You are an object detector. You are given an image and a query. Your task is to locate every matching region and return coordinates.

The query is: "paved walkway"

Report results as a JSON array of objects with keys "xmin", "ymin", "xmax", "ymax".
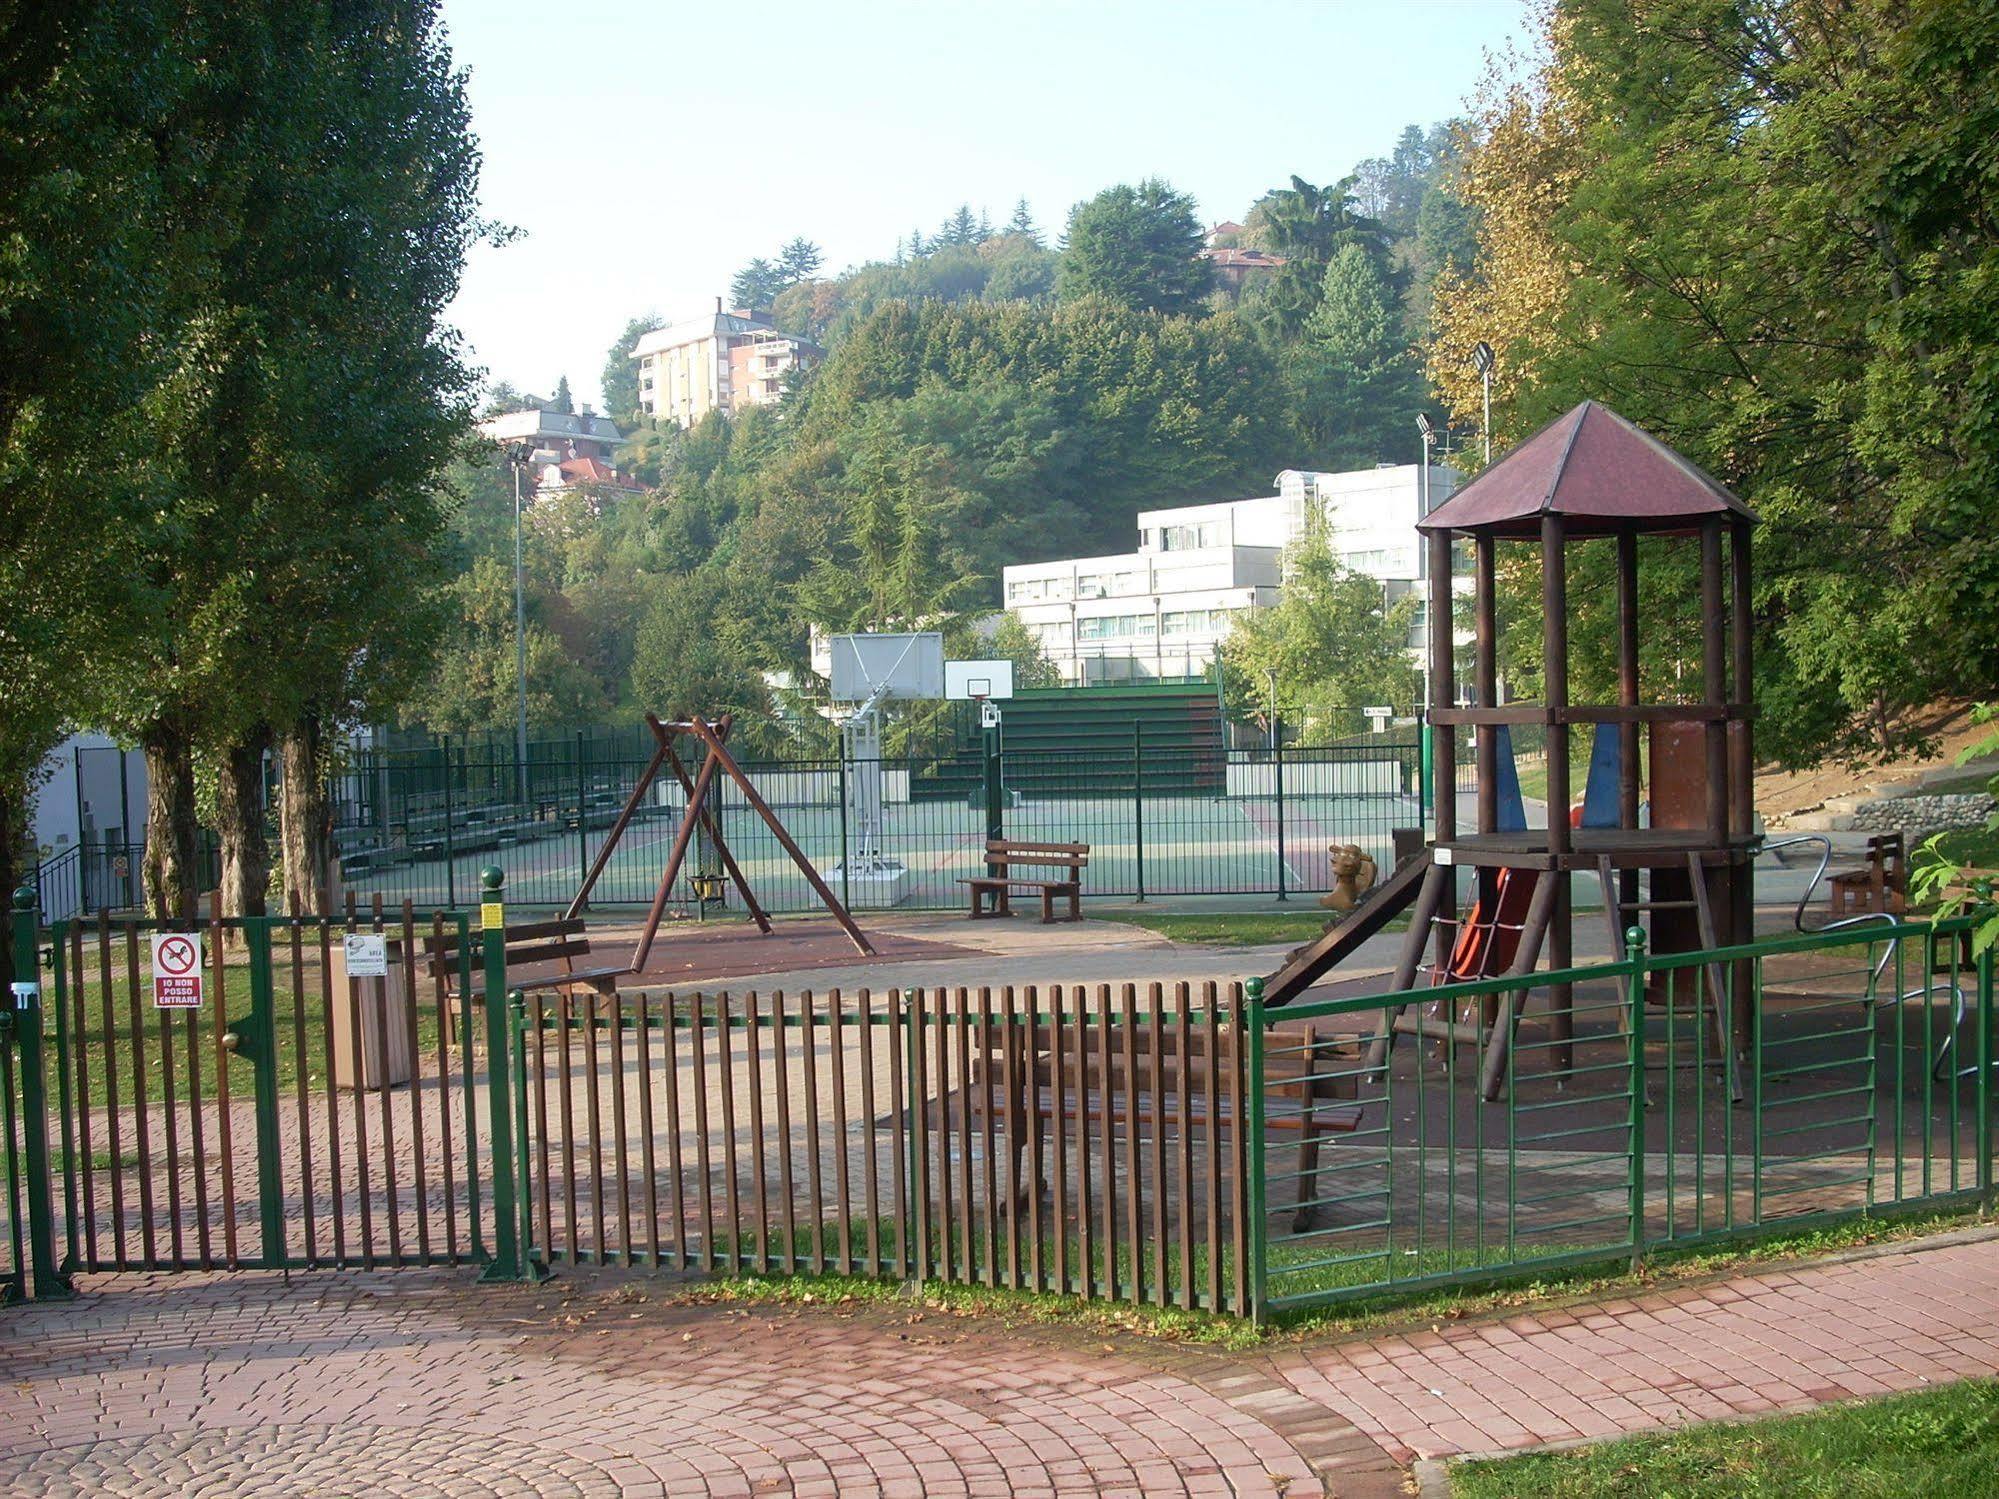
[{"xmin": 3, "ymin": 1233, "xmax": 1996, "ymax": 1495}]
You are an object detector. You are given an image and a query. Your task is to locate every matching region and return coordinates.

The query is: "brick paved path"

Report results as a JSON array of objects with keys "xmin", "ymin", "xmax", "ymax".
[
  {"xmin": 1277, "ymin": 1232, "xmax": 1999, "ymax": 1468},
  {"xmin": 2, "ymin": 1233, "xmax": 1996, "ymax": 1495}
]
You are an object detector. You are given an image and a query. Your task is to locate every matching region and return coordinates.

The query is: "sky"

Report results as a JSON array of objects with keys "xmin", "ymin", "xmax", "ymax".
[{"xmin": 441, "ymin": 0, "xmax": 1532, "ymax": 412}]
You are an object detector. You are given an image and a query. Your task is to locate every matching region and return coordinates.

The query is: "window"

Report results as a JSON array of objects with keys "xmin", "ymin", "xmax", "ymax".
[
  {"xmin": 1076, "ymin": 613, "xmax": 1156, "ymax": 642},
  {"xmin": 1076, "ymin": 573, "xmax": 1107, "ymax": 599},
  {"xmin": 1007, "ymin": 579, "xmax": 1047, "ymax": 603}
]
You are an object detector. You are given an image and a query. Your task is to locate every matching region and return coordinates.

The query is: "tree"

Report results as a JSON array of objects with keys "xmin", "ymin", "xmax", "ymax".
[
  {"xmin": 776, "ymin": 236, "xmax": 823, "ymax": 284},
  {"xmin": 1428, "ymin": 0, "xmax": 1999, "ymax": 767},
  {"xmin": 601, "ymin": 314, "xmax": 663, "ymax": 427},
  {"xmin": 550, "ymin": 374, "xmax": 573, "ymax": 413},
  {"xmin": 0, "ymin": 6, "xmax": 195, "ymax": 938},
  {"xmin": 1007, "ymin": 197, "xmax": 1040, "ymax": 244},
  {"xmin": 1218, "ymin": 528, "xmax": 1420, "ymax": 735},
  {"xmin": 1289, "ymin": 245, "xmax": 1422, "ymax": 467},
  {"xmin": 1241, "ymin": 174, "xmax": 1394, "ymax": 337},
  {"xmin": 730, "ymin": 257, "xmax": 783, "ymax": 310},
  {"xmin": 1057, "ymin": 179, "xmax": 1211, "ymax": 315},
  {"xmin": 937, "ymin": 204, "xmax": 979, "ymax": 248}
]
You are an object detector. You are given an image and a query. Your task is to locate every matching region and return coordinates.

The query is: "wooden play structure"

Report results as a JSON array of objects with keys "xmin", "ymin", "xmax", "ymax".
[
  {"xmin": 568, "ymin": 711, "xmax": 874, "ymax": 971},
  {"xmin": 1263, "ymin": 401, "xmax": 1759, "ymax": 1099}
]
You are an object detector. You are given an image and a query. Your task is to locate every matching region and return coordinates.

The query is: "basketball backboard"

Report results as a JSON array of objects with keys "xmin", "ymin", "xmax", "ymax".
[
  {"xmin": 944, "ymin": 659, "xmax": 1015, "ymax": 701},
  {"xmin": 829, "ymin": 632, "xmax": 945, "ymax": 703}
]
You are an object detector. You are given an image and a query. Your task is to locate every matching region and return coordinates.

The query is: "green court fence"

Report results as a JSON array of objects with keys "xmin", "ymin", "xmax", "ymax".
[{"xmin": 314, "ymin": 729, "xmax": 1428, "ymax": 913}]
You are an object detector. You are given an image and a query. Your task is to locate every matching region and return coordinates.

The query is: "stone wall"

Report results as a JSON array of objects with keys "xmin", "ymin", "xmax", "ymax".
[{"xmin": 1848, "ymin": 791, "xmax": 1995, "ymax": 839}]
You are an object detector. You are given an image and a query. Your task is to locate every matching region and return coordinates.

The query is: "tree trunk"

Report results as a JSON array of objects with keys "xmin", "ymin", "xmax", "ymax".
[
  {"xmin": 215, "ymin": 723, "xmax": 273, "ymax": 918},
  {"xmin": 143, "ymin": 718, "xmax": 200, "ymax": 920},
  {"xmin": 279, "ymin": 715, "xmax": 334, "ymax": 913}
]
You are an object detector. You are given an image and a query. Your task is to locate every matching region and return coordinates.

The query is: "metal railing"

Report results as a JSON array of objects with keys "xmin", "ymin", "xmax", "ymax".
[{"xmin": 1254, "ymin": 913, "xmax": 1994, "ymax": 1316}]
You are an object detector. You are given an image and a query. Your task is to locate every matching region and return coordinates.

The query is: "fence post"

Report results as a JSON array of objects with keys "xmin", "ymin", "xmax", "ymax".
[
  {"xmin": 10, "ymin": 886, "xmax": 71, "ymax": 1299},
  {"xmin": 1977, "ymin": 884, "xmax": 1995, "ymax": 1201},
  {"xmin": 442, "ymin": 735, "xmax": 457, "ymax": 908},
  {"xmin": 477, "ymin": 865, "xmax": 527, "ymax": 1280},
  {"xmin": 244, "ymin": 916, "xmax": 287, "ymax": 1263},
  {"xmin": 509, "ymin": 991, "xmax": 535, "ymax": 1268},
  {"xmin": 1418, "ymin": 709, "xmax": 1433, "ymax": 835},
  {"xmin": 1273, "ymin": 717, "xmax": 1287, "ymax": 903},
  {"xmin": 575, "ymin": 730, "xmax": 589, "ymax": 900},
  {"xmin": 1626, "ymin": 926, "xmax": 1648, "ymax": 1268},
  {"xmin": 837, "ymin": 746, "xmax": 852, "ymax": 909},
  {"xmin": 1132, "ymin": 722, "xmax": 1145, "ymax": 904},
  {"xmin": 983, "ymin": 720, "xmax": 1004, "ymax": 877},
  {"xmin": 1244, "ymin": 974, "xmax": 1267, "ymax": 1322}
]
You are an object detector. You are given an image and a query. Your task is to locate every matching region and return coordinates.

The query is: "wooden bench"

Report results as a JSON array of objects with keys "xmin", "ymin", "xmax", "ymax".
[
  {"xmin": 961, "ymin": 839, "xmax": 1088, "ymax": 923},
  {"xmin": 414, "ymin": 917, "xmax": 629, "ymax": 1021},
  {"xmin": 971, "ymin": 1015, "xmax": 1362, "ymax": 1233},
  {"xmin": 1828, "ymin": 832, "xmax": 1907, "ymax": 918}
]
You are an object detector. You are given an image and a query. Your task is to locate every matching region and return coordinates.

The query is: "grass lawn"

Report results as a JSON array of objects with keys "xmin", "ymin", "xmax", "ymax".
[
  {"xmin": 1451, "ymin": 1377, "xmax": 1999, "ymax": 1497},
  {"xmin": 1097, "ymin": 909, "xmax": 1407, "ymax": 947}
]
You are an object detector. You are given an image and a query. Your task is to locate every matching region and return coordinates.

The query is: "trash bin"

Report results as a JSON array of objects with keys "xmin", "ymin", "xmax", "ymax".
[{"xmin": 329, "ymin": 940, "xmax": 416, "ymax": 1090}]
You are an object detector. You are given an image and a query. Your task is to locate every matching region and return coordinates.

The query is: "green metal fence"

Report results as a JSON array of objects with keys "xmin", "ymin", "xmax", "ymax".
[
  {"xmin": 1254, "ymin": 914, "xmax": 1995, "ymax": 1316},
  {"xmin": 313, "ymin": 733, "xmax": 1425, "ymax": 915}
]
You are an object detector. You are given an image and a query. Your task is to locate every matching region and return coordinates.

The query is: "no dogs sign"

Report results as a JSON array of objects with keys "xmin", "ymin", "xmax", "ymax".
[{"xmin": 151, "ymin": 931, "xmax": 204, "ymax": 1008}]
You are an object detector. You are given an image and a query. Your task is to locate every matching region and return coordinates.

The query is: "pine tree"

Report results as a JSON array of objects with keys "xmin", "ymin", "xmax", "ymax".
[
  {"xmin": 777, "ymin": 236, "xmax": 823, "ymax": 285},
  {"xmin": 1007, "ymin": 197, "xmax": 1039, "ymax": 244},
  {"xmin": 550, "ymin": 374, "xmax": 573, "ymax": 413}
]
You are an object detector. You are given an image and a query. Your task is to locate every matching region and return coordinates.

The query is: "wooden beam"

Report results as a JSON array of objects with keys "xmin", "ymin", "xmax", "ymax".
[
  {"xmin": 1730, "ymin": 521, "xmax": 1755, "ymax": 840},
  {"xmin": 687, "ymin": 714, "xmax": 876, "ymax": 957},
  {"xmin": 656, "ymin": 721, "xmax": 773, "ymax": 935},
  {"xmin": 1541, "ymin": 513, "xmax": 1570, "ymax": 857},
  {"xmin": 631, "ymin": 727, "xmax": 727, "ymax": 972},
  {"xmin": 566, "ymin": 735, "xmax": 668, "ymax": 920},
  {"xmin": 1700, "ymin": 519, "xmax": 1729, "ymax": 846}
]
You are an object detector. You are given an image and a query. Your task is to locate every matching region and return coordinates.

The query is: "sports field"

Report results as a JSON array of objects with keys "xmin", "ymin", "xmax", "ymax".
[{"xmin": 339, "ymin": 787, "xmax": 1422, "ymax": 914}]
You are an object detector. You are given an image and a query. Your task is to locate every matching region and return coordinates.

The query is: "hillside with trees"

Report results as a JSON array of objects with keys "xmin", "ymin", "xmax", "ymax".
[{"xmin": 430, "ymin": 140, "xmax": 1471, "ymax": 744}]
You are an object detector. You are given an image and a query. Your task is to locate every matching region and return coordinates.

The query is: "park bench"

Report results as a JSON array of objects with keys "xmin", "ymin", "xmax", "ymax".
[
  {"xmin": 961, "ymin": 839, "xmax": 1089, "ymax": 923},
  {"xmin": 1828, "ymin": 832, "xmax": 1907, "ymax": 918},
  {"xmin": 413, "ymin": 916, "xmax": 629, "ymax": 1030},
  {"xmin": 971, "ymin": 1013, "xmax": 1362, "ymax": 1233}
]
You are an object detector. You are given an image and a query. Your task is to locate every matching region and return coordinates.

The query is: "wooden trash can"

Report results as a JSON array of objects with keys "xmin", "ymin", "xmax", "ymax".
[{"xmin": 329, "ymin": 940, "xmax": 416, "ymax": 1091}]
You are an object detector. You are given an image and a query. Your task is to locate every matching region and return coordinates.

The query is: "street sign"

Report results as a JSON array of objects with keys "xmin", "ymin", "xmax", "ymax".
[
  {"xmin": 151, "ymin": 931, "xmax": 204, "ymax": 1008},
  {"xmin": 343, "ymin": 932, "xmax": 389, "ymax": 979}
]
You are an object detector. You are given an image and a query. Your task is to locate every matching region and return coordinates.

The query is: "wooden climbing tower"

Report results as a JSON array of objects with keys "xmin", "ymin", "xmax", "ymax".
[{"xmin": 1268, "ymin": 401, "xmax": 1759, "ymax": 1100}]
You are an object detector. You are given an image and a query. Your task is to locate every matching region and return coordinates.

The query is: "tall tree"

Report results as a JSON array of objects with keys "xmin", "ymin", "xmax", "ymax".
[
  {"xmin": 1242, "ymin": 174, "xmax": 1394, "ymax": 337},
  {"xmin": 1007, "ymin": 197, "xmax": 1040, "ymax": 244},
  {"xmin": 0, "ymin": 6, "xmax": 191, "ymax": 939},
  {"xmin": 1057, "ymin": 179, "xmax": 1211, "ymax": 315},
  {"xmin": 1289, "ymin": 246, "xmax": 1422, "ymax": 467},
  {"xmin": 729, "ymin": 257, "xmax": 783, "ymax": 310},
  {"xmin": 550, "ymin": 374, "xmax": 573, "ymax": 413},
  {"xmin": 776, "ymin": 236, "xmax": 823, "ymax": 284},
  {"xmin": 1429, "ymin": 0, "xmax": 1999, "ymax": 766}
]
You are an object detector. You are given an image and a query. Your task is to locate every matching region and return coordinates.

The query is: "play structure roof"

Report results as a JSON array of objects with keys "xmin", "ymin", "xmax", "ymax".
[{"xmin": 1417, "ymin": 401, "xmax": 1755, "ymax": 538}]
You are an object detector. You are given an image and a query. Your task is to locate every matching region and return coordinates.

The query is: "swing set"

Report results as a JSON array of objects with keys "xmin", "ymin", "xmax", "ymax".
[{"xmin": 567, "ymin": 711, "xmax": 875, "ymax": 974}]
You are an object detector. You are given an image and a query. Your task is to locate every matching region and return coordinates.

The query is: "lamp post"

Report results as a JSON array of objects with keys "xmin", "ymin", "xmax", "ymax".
[
  {"xmin": 1470, "ymin": 341, "xmax": 1495, "ymax": 469},
  {"xmin": 506, "ymin": 442, "xmax": 532, "ymax": 807}
]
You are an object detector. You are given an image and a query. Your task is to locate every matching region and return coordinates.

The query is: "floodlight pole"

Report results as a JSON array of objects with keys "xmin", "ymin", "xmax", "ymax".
[{"xmin": 1470, "ymin": 342, "xmax": 1495, "ymax": 470}]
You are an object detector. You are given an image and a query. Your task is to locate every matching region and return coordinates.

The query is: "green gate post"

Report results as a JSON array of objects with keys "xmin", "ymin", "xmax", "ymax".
[
  {"xmin": 1244, "ymin": 974, "xmax": 1268, "ymax": 1323},
  {"xmin": 1132, "ymin": 722, "xmax": 1145, "ymax": 904},
  {"xmin": 1625, "ymin": 928, "xmax": 1649, "ymax": 1268},
  {"xmin": 1273, "ymin": 717, "xmax": 1287, "ymax": 903},
  {"xmin": 477, "ymin": 866, "xmax": 529, "ymax": 1280},
  {"xmin": 508, "ymin": 992, "xmax": 535, "ymax": 1268},
  {"xmin": 243, "ymin": 917, "xmax": 286, "ymax": 1264},
  {"xmin": 1976, "ymin": 882, "xmax": 1995, "ymax": 1201},
  {"xmin": 11, "ymin": 886, "xmax": 72, "ymax": 1298}
]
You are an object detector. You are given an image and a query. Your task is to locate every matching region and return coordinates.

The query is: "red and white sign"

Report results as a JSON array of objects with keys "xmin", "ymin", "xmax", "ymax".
[{"xmin": 151, "ymin": 931, "xmax": 204, "ymax": 1009}]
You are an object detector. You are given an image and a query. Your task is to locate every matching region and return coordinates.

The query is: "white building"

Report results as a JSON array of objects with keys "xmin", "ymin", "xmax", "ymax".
[
  {"xmin": 1003, "ymin": 463, "xmax": 1456, "ymax": 684},
  {"xmin": 632, "ymin": 302, "xmax": 821, "ymax": 429}
]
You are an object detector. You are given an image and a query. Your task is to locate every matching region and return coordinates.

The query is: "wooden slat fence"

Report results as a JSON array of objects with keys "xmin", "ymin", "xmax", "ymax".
[{"xmin": 511, "ymin": 982, "xmax": 1256, "ymax": 1315}]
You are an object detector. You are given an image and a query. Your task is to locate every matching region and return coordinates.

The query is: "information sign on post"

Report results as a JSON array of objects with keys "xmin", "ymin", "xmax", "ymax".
[
  {"xmin": 343, "ymin": 932, "xmax": 389, "ymax": 978},
  {"xmin": 151, "ymin": 932, "xmax": 204, "ymax": 1008}
]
